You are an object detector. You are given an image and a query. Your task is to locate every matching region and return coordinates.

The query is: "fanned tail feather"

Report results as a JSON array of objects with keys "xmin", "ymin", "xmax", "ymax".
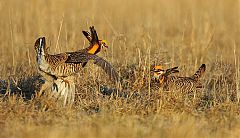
[{"xmin": 191, "ymin": 64, "xmax": 206, "ymax": 81}]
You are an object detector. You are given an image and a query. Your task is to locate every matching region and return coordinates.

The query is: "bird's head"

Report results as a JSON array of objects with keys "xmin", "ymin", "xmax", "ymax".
[
  {"xmin": 151, "ymin": 65, "xmax": 165, "ymax": 79},
  {"xmin": 99, "ymin": 39, "xmax": 108, "ymax": 49}
]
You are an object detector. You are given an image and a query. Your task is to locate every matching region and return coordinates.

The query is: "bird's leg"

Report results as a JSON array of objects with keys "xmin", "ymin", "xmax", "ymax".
[
  {"xmin": 37, "ymin": 81, "xmax": 51, "ymax": 98},
  {"xmin": 60, "ymin": 78, "xmax": 70, "ymax": 88}
]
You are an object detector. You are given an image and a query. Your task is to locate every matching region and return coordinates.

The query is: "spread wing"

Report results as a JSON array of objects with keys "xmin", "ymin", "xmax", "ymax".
[
  {"xmin": 92, "ymin": 56, "xmax": 119, "ymax": 83},
  {"xmin": 65, "ymin": 52, "xmax": 92, "ymax": 63},
  {"xmin": 48, "ymin": 53, "xmax": 69, "ymax": 65},
  {"xmin": 65, "ymin": 52, "xmax": 119, "ymax": 82}
]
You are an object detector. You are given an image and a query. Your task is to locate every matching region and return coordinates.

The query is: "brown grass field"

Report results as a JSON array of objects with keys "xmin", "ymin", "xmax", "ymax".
[{"xmin": 0, "ymin": 0, "xmax": 240, "ymax": 137}]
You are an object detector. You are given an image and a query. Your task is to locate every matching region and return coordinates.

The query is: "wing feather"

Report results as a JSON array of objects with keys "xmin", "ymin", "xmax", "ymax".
[
  {"xmin": 65, "ymin": 52, "xmax": 119, "ymax": 82},
  {"xmin": 45, "ymin": 54, "xmax": 69, "ymax": 68},
  {"xmin": 65, "ymin": 52, "xmax": 91, "ymax": 63},
  {"xmin": 93, "ymin": 57, "xmax": 119, "ymax": 82}
]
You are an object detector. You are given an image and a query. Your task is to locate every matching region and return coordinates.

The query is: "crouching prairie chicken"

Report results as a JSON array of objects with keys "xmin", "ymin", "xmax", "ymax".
[
  {"xmin": 151, "ymin": 64, "xmax": 206, "ymax": 97},
  {"xmin": 35, "ymin": 27, "xmax": 118, "ymax": 106}
]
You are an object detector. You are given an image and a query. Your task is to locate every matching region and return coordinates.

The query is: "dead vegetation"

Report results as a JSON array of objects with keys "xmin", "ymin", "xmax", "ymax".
[{"xmin": 0, "ymin": 0, "xmax": 240, "ymax": 137}]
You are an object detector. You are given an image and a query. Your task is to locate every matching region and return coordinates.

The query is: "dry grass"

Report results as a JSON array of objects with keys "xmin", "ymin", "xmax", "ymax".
[{"xmin": 0, "ymin": 0, "xmax": 240, "ymax": 137}]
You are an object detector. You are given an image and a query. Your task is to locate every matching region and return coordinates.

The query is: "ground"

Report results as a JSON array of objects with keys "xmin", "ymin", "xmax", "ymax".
[{"xmin": 0, "ymin": 0, "xmax": 240, "ymax": 138}]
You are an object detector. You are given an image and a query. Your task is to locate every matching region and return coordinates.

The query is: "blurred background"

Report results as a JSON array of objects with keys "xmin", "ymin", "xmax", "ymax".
[
  {"xmin": 0, "ymin": 0, "xmax": 239, "ymax": 75},
  {"xmin": 0, "ymin": 0, "xmax": 240, "ymax": 137}
]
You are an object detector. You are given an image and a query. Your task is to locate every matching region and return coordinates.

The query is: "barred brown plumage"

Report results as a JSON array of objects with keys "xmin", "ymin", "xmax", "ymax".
[
  {"xmin": 35, "ymin": 36, "xmax": 118, "ymax": 82},
  {"xmin": 34, "ymin": 27, "xmax": 118, "ymax": 106},
  {"xmin": 151, "ymin": 64, "xmax": 206, "ymax": 93}
]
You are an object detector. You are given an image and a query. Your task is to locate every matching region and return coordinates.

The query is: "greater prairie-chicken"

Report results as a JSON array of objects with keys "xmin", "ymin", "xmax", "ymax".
[
  {"xmin": 35, "ymin": 37, "xmax": 118, "ymax": 82},
  {"xmin": 34, "ymin": 30, "xmax": 118, "ymax": 105},
  {"xmin": 151, "ymin": 64, "xmax": 206, "ymax": 93},
  {"xmin": 44, "ymin": 26, "xmax": 108, "ymax": 67}
]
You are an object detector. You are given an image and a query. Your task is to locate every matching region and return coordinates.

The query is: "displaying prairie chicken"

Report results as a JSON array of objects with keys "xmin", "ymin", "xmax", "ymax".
[
  {"xmin": 43, "ymin": 26, "xmax": 108, "ymax": 67},
  {"xmin": 35, "ymin": 36, "xmax": 118, "ymax": 83},
  {"xmin": 34, "ymin": 27, "xmax": 118, "ymax": 105},
  {"xmin": 151, "ymin": 64, "xmax": 206, "ymax": 93}
]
